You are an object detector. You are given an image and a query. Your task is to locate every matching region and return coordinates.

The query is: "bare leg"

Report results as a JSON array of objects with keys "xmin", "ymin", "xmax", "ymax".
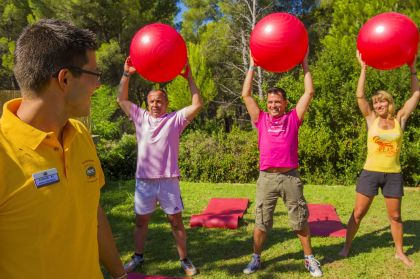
[
  {"xmin": 296, "ymin": 223, "xmax": 312, "ymax": 256},
  {"xmin": 167, "ymin": 212, "xmax": 187, "ymax": 259},
  {"xmin": 339, "ymin": 193, "xmax": 374, "ymax": 257},
  {"xmin": 253, "ymin": 227, "xmax": 267, "ymax": 255},
  {"xmin": 134, "ymin": 213, "xmax": 152, "ymax": 254},
  {"xmin": 384, "ymin": 197, "xmax": 414, "ymax": 267}
]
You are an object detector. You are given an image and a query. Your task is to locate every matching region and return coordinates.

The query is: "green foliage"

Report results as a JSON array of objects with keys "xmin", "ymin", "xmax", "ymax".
[
  {"xmin": 166, "ymin": 42, "xmax": 217, "ymax": 111},
  {"xmin": 91, "ymin": 85, "xmax": 137, "ymax": 180},
  {"xmin": 179, "ymin": 127, "xmax": 259, "ymax": 183},
  {"xmin": 91, "ymin": 85, "xmax": 122, "ymax": 139},
  {"xmin": 97, "ymin": 133, "xmax": 137, "ymax": 180},
  {"xmin": 181, "ymin": 0, "xmax": 220, "ymax": 42},
  {"xmin": 1, "ymin": 0, "xmax": 419, "ymax": 185},
  {"xmin": 0, "ymin": 0, "xmax": 29, "ymax": 89},
  {"xmin": 306, "ymin": 0, "xmax": 419, "ymax": 185},
  {"xmin": 0, "ymin": 37, "xmax": 14, "ymax": 86},
  {"xmin": 96, "ymin": 40, "xmax": 124, "ymax": 86}
]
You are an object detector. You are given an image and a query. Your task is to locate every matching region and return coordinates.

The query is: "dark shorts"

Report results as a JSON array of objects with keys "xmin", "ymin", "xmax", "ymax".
[{"xmin": 356, "ymin": 170, "xmax": 404, "ymax": 197}]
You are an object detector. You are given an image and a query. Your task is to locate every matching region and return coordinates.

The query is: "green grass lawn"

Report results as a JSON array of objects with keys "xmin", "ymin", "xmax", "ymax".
[{"xmin": 101, "ymin": 181, "xmax": 420, "ymax": 279}]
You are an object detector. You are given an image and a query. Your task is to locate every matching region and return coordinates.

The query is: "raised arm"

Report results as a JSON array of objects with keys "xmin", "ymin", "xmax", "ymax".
[
  {"xmin": 183, "ymin": 62, "xmax": 203, "ymax": 122},
  {"xmin": 97, "ymin": 206, "xmax": 127, "ymax": 279},
  {"xmin": 295, "ymin": 49, "xmax": 315, "ymax": 121},
  {"xmin": 117, "ymin": 57, "xmax": 137, "ymax": 116},
  {"xmin": 241, "ymin": 55, "xmax": 260, "ymax": 123},
  {"xmin": 355, "ymin": 50, "xmax": 375, "ymax": 126},
  {"xmin": 397, "ymin": 55, "xmax": 420, "ymax": 129}
]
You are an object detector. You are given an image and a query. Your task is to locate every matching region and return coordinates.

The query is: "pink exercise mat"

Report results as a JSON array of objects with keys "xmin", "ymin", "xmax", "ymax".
[
  {"xmin": 308, "ymin": 204, "xmax": 347, "ymax": 237},
  {"xmin": 190, "ymin": 198, "xmax": 249, "ymax": 229}
]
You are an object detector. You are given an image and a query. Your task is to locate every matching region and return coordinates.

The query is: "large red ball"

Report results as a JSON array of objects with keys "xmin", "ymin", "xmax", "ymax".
[
  {"xmin": 250, "ymin": 13, "xmax": 308, "ymax": 72},
  {"xmin": 357, "ymin": 12, "xmax": 419, "ymax": 70},
  {"xmin": 130, "ymin": 23, "xmax": 187, "ymax": 82}
]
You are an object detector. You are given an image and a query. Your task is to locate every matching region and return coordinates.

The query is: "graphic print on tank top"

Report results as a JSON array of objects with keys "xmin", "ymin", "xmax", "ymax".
[{"xmin": 372, "ymin": 133, "xmax": 399, "ymax": 156}]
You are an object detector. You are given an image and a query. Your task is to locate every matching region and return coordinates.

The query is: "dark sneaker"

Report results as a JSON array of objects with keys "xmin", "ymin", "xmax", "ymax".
[
  {"xmin": 305, "ymin": 256, "xmax": 323, "ymax": 277},
  {"xmin": 243, "ymin": 254, "xmax": 261, "ymax": 274},
  {"xmin": 180, "ymin": 258, "xmax": 197, "ymax": 276},
  {"xmin": 124, "ymin": 254, "xmax": 144, "ymax": 273}
]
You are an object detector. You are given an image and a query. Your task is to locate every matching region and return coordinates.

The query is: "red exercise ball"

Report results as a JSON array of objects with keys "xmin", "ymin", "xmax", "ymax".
[
  {"xmin": 130, "ymin": 23, "xmax": 187, "ymax": 82},
  {"xmin": 250, "ymin": 13, "xmax": 308, "ymax": 72},
  {"xmin": 357, "ymin": 12, "xmax": 419, "ymax": 70}
]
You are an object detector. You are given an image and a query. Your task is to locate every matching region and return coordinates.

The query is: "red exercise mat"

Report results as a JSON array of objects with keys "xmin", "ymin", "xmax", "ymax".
[
  {"xmin": 127, "ymin": 273, "xmax": 186, "ymax": 279},
  {"xmin": 190, "ymin": 198, "xmax": 249, "ymax": 229},
  {"xmin": 308, "ymin": 204, "xmax": 347, "ymax": 237}
]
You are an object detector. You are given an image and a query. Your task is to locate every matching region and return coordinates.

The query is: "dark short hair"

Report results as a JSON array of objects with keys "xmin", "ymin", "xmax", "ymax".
[
  {"xmin": 266, "ymin": 87, "xmax": 287, "ymax": 100},
  {"xmin": 14, "ymin": 19, "xmax": 98, "ymax": 93}
]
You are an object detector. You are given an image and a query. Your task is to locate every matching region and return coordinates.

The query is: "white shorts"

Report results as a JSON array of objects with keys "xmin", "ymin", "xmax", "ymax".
[{"xmin": 134, "ymin": 178, "xmax": 184, "ymax": 215}]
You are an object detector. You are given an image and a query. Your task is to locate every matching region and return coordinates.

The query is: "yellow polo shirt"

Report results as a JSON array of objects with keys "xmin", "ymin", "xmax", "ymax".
[{"xmin": 0, "ymin": 99, "xmax": 105, "ymax": 279}]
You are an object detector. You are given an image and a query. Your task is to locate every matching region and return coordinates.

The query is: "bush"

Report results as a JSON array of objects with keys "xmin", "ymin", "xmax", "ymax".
[
  {"xmin": 179, "ymin": 127, "xmax": 259, "ymax": 183},
  {"xmin": 94, "ymin": 115, "xmax": 418, "ymax": 186},
  {"xmin": 97, "ymin": 133, "xmax": 137, "ymax": 180}
]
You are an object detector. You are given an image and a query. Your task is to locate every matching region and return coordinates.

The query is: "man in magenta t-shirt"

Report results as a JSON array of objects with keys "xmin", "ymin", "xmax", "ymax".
[
  {"xmin": 241, "ymin": 51, "xmax": 323, "ymax": 277},
  {"xmin": 117, "ymin": 57, "xmax": 203, "ymax": 276}
]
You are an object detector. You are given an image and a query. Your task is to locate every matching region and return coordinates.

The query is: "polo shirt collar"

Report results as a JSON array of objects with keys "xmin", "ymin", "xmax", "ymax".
[{"xmin": 1, "ymin": 98, "xmax": 79, "ymax": 150}]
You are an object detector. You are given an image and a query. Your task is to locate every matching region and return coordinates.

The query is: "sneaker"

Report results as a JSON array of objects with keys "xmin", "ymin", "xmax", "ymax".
[
  {"xmin": 243, "ymin": 254, "xmax": 261, "ymax": 274},
  {"xmin": 124, "ymin": 254, "xmax": 144, "ymax": 273},
  {"xmin": 305, "ymin": 255, "xmax": 323, "ymax": 277},
  {"xmin": 180, "ymin": 258, "xmax": 197, "ymax": 276}
]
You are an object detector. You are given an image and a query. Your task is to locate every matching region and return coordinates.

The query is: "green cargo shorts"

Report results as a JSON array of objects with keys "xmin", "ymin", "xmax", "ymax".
[{"xmin": 255, "ymin": 169, "xmax": 309, "ymax": 231}]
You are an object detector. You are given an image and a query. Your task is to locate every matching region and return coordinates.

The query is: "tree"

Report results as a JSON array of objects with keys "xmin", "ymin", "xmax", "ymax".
[
  {"xmin": 180, "ymin": 0, "xmax": 221, "ymax": 42},
  {"xmin": 166, "ymin": 42, "xmax": 216, "ymax": 112},
  {"xmin": 0, "ymin": 0, "xmax": 31, "ymax": 89},
  {"xmin": 298, "ymin": 0, "xmax": 420, "ymax": 184}
]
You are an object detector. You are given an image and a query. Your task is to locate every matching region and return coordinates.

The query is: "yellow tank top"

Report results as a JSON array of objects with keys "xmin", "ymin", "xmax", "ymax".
[{"xmin": 364, "ymin": 117, "xmax": 402, "ymax": 173}]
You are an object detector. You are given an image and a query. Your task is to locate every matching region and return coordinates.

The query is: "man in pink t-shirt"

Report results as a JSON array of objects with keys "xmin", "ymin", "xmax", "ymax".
[
  {"xmin": 241, "ymin": 51, "xmax": 323, "ymax": 277},
  {"xmin": 117, "ymin": 57, "xmax": 203, "ymax": 276}
]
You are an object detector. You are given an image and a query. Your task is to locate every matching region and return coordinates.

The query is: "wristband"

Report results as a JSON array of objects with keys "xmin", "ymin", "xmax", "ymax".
[
  {"xmin": 248, "ymin": 66, "xmax": 256, "ymax": 71},
  {"xmin": 123, "ymin": 71, "xmax": 131, "ymax": 77}
]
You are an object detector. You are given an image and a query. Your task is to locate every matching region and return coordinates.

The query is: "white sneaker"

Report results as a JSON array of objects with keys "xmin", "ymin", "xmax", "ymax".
[
  {"xmin": 243, "ymin": 254, "xmax": 261, "ymax": 274},
  {"xmin": 124, "ymin": 254, "xmax": 144, "ymax": 273},
  {"xmin": 180, "ymin": 258, "xmax": 197, "ymax": 276},
  {"xmin": 305, "ymin": 255, "xmax": 323, "ymax": 277}
]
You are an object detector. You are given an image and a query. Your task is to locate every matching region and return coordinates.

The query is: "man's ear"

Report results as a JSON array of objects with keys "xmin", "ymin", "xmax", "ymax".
[{"xmin": 57, "ymin": 69, "xmax": 70, "ymax": 90}]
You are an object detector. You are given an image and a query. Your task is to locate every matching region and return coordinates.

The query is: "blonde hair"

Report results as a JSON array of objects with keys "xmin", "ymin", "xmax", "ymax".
[{"xmin": 372, "ymin": 90, "xmax": 395, "ymax": 119}]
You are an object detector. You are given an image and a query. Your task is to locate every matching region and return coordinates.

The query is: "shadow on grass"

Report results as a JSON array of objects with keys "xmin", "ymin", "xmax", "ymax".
[
  {"xmin": 305, "ymin": 219, "xmax": 420, "ymax": 266},
  {"xmin": 188, "ymin": 226, "xmax": 296, "ymax": 274},
  {"xmin": 102, "ymin": 180, "xmax": 297, "ymax": 277},
  {"xmin": 102, "ymin": 180, "xmax": 419, "ymax": 278}
]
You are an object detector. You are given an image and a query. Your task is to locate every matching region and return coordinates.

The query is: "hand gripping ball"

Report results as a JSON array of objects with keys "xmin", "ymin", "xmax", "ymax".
[
  {"xmin": 250, "ymin": 13, "xmax": 308, "ymax": 72},
  {"xmin": 130, "ymin": 23, "xmax": 187, "ymax": 82},
  {"xmin": 357, "ymin": 12, "xmax": 419, "ymax": 70}
]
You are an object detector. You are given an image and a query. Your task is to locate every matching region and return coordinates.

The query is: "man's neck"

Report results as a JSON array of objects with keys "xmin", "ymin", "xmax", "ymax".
[{"xmin": 17, "ymin": 93, "xmax": 68, "ymax": 144}]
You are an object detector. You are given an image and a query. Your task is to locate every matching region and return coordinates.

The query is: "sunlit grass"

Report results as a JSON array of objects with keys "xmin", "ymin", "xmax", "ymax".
[{"xmin": 101, "ymin": 181, "xmax": 420, "ymax": 279}]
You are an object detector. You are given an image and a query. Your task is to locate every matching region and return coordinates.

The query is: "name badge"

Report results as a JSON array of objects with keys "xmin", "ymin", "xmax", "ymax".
[{"xmin": 32, "ymin": 168, "xmax": 60, "ymax": 188}]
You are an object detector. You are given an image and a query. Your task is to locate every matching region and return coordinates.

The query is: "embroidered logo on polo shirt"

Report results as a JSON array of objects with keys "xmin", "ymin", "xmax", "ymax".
[
  {"xmin": 82, "ymin": 160, "xmax": 99, "ymax": 183},
  {"xmin": 86, "ymin": 166, "xmax": 96, "ymax": 177}
]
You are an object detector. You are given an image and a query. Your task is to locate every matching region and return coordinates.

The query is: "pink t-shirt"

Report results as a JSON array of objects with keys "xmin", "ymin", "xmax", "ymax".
[
  {"xmin": 130, "ymin": 104, "xmax": 190, "ymax": 179},
  {"xmin": 255, "ymin": 109, "xmax": 301, "ymax": 170}
]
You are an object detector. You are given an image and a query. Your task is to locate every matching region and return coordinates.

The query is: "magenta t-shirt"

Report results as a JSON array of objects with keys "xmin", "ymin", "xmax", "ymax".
[
  {"xmin": 130, "ymin": 104, "xmax": 190, "ymax": 179},
  {"xmin": 255, "ymin": 109, "xmax": 301, "ymax": 170}
]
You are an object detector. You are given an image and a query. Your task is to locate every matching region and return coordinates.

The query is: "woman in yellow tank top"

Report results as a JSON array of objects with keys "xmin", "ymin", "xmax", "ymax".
[{"xmin": 339, "ymin": 51, "xmax": 419, "ymax": 267}]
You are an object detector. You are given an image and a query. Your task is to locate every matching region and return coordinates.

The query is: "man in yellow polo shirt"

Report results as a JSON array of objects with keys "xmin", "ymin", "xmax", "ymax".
[{"xmin": 0, "ymin": 19, "xmax": 127, "ymax": 279}]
